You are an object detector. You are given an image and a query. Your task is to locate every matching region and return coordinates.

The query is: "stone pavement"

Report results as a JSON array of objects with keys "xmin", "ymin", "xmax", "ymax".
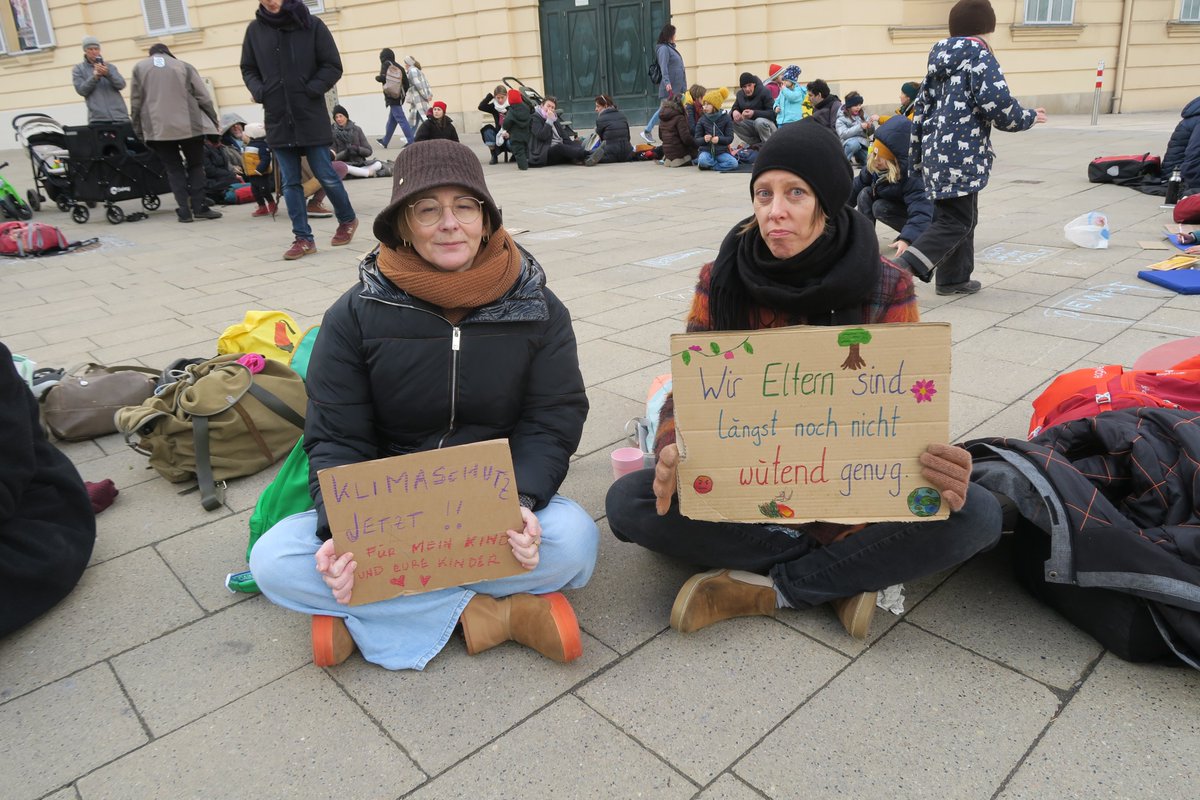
[{"xmin": 2, "ymin": 113, "xmax": 1199, "ymax": 800}]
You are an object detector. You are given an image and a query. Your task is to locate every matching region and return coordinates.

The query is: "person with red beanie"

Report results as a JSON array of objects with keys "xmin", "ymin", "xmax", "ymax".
[
  {"xmin": 413, "ymin": 100, "xmax": 459, "ymax": 142},
  {"xmin": 501, "ymin": 88, "xmax": 532, "ymax": 169}
]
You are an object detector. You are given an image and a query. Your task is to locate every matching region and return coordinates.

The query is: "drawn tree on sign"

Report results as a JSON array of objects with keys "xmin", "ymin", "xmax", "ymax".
[{"xmin": 838, "ymin": 328, "xmax": 871, "ymax": 370}]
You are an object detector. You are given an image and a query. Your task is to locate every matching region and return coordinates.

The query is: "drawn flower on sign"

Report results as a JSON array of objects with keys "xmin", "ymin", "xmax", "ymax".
[
  {"xmin": 910, "ymin": 379, "xmax": 937, "ymax": 403},
  {"xmin": 676, "ymin": 337, "xmax": 754, "ymax": 366}
]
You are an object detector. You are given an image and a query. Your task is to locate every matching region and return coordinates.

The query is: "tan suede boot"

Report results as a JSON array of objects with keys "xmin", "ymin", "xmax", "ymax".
[
  {"xmin": 831, "ymin": 592, "xmax": 877, "ymax": 640},
  {"xmin": 312, "ymin": 615, "xmax": 356, "ymax": 667},
  {"xmin": 670, "ymin": 570, "xmax": 777, "ymax": 633},
  {"xmin": 460, "ymin": 593, "xmax": 583, "ymax": 663}
]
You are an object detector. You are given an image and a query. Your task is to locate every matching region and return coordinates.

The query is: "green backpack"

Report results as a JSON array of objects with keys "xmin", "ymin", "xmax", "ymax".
[{"xmin": 234, "ymin": 327, "xmax": 319, "ymax": 593}]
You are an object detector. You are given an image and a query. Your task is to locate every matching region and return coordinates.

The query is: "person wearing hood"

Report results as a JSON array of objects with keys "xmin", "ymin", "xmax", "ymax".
[
  {"xmin": 331, "ymin": 105, "xmax": 373, "ymax": 167},
  {"xmin": 773, "ymin": 65, "xmax": 807, "ymax": 126},
  {"xmin": 241, "ymin": 0, "xmax": 359, "ymax": 260},
  {"xmin": 658, "ymin": 96, "xmax": 698, "ymax": 167},
  {"xmin": 898, "ymin": 0, "xmax": 1045, "ymax": 295},
  {"xmin": 807, "ymin": 79, "xmax": 842, "ymax": 131},
  {"xmin": 584, "ymin": 95, "xmax": 632, "ymax": 166},
  {"xmin": 731, "ymin": 72, "xmax": 777, "ymax": 145},
  {"xmin": 414, "ymin": 101, "xmax": 460, "ymax": 142},
  {"xmin": 836, "ymin": 91, "xmax": 874, "ymax": 166},
  {"xmin": 130, "ymin": 43, "xmax": 222, "ymax": 222},
  {"xmin": 605, "ymin": 120, "xmax": 1001, "ymax": 642},
  {"xmin": 1162, "ymin": 96, "xmax": 1200, "ymax": 191},
  {"xmin": 72, "ymin": 36, "xmax": 130, "ymax": 123},
  {"xmin": 247, "ymin": 139, "xmax": 598, "ymax": 671},
  {"xmin": 376, "ymin": 48, "xmax": 415, "ymax": 148},
  {"xmin": 850, "ymin": 115, "xmax": 933, "ymax": 257}
]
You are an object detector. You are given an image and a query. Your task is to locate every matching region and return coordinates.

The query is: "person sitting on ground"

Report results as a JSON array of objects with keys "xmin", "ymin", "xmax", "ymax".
[
  {"xmin": 478, "ymin": 85, "xmax": 511, "ymax": 164},
  {"xmin": 1162, "ymin": 96, "xmax": 1200, "ymax": 192},
  {"xmin": 897, "ymin": 81, "xmax": 921, "ymax": 120},
  {"xmin": 331, "ymin": 105, "xmax": 374, "ymax": 167},
  {"xmin": 243, "ymin": 122, "xmax": 276, "ymax": 217},
  {"xmin": 604, "ymin": 120, "xmax": 1002, "ymax": 641},
  {"xmin": 248, "ymin": 139, "xmax": 599, "ymax": 670},
  {"xmin": 502, "ymin": 88, "xmax": 532, "ymax": 170},
  {"xmin": 731, "ymin": 72, "xmax": 777, "ymax": 146},
  {"xmin": 219, "ymin": 113, "xmax": 247, "ymax": 174},
  {"xmin": 202, "ymin": 134, "xmax": 238, "ymax": 206},
  {"xmin": 773, "ymin": 65, "xmax": 806, "ymax": 126},
  {"xmin": 807, "ymin": 79, "xmax": 842, "ymax": 131},
  {"xmin": 684, "ymin": 83, "xmax": 708, "ymax": 135},
  {"xmin": 849, "ymin": 115, "xmax": 932, "ymax": 259},
  {"xmin": 695, "ymin": 88, "xmax": 738, "ymax": 172},
  {"xmin": 585, "ymin": 94, "xmax": 632, "ymax": 166},
  {"xmin": 414, "ymin": 101, "xmax": 460, "ymax": 142},
  {"xmin": 658, "ymin": 96, "xmax": 698, "ymax": 167},
  {"xmin": 836, "ymin": 91, "xmax": 874, "ymax": 166},
  {"xmin": 0, "ymin": 341, "xmax": 97, "ymax": 638},
  {"xmin": 530, "ymin": 96, "xmax": 588, "ymax": 167}
]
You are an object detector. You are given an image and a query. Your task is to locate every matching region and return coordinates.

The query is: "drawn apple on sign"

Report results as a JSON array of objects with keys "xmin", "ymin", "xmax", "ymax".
[{"xmin": 693, "ymin": 475, "xmax": 714, "ymax": 494}]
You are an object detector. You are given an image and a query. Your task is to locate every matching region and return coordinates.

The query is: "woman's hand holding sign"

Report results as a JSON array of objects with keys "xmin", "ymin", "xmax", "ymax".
[
  {"xmin": 918, "ymin": 443, "xmax": 972, "ymax": 512},
  {"xmin": 654, "ymin": 443, "xmax": 681, "ymax": 515},
  {"xmin": 316, "ymin": 538, "xmax": 357, "ymax": 605},
  {"xmin": 508, "ymin": 506, "xmax": 542, "ymax": 570}
]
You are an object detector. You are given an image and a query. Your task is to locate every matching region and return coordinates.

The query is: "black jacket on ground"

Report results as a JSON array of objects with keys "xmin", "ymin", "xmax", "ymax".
[
  {"xmin": 0, "ymin": 342, "xmax": 95, "ymax": 636},
  {"xmin": 594, "ymin": 106, "xmax": 632, "ymax": 163},
  {"xmin": 240, "ymin": 10, "xmax": 342, "ymax": 148},
  {"xmin": 304, "ymin": 246, "xmax": 588, "ymax": 538},
  {"xmin": 659, "ymin": 102, "xmax": 697, "ymax": 161}
]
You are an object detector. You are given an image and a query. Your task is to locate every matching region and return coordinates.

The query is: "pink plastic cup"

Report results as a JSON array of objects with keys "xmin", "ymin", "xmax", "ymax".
[{"xmin": 611, "ymin": 447, "xmax": 647, "ymax": 481}]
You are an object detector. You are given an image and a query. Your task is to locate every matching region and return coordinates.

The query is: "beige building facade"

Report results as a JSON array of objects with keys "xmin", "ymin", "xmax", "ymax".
[{"xmin": 1, "ymin": 0, "xmax": 1197, "ymax": 137}]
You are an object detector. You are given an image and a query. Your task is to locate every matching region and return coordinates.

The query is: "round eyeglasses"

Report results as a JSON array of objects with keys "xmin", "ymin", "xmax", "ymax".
[{"xmin": 406, "ymin": 196, "xmax": 484, "ymax": 227}]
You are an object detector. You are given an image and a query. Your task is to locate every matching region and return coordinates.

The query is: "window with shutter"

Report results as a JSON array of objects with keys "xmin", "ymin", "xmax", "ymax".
[
  {"xmin": 304, "ymin": 0, "xmax": 326, "ymax": 12},
  {"xmin": 142, "ymin": 0, "xmax": 191, "ymax": 35},
  {"xmin": 1, "ymin": 0, "xmax": 56, "ymax": 53}
]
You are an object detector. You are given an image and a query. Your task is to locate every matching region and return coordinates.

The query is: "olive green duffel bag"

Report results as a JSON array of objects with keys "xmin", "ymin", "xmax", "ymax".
[{"xmin": 115, "ymin": 353, "xmax": 307, "ymax": 510}]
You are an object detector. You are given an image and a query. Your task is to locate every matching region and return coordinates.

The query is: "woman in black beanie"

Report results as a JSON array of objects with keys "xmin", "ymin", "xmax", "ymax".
[{"xmin": 605, "ymin": 119, "xmax": 1002, "ymax": 640}]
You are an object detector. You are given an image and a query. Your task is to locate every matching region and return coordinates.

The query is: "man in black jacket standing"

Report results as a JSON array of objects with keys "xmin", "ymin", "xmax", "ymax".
[{"xmin": 241, "ymin": 0, "xmax": 358, "ymax": 260}]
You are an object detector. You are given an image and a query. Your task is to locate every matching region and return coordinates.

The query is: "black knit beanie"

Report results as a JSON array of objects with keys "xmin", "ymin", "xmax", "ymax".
[
  {"xmin": 948, "ymin": 0, "xmax": 996, "ymax": 37},
  {"xmin": 739, "ymin": 72, "xmax": 756, "ymax": 88},
  {"xmin": 332, "ymin": 104, "xmax": 349, "ymax": 120},
  {"xmin": 844, "ymin": 91, "xmax": 864, "ymax": 108},
  {"xmin": 901, "ymin": 81, "xmax": 921, "ymax": 101},
  {"xmin": 374, "ymin": 140, "xmax": 502, "ymax": 248},
  {"xmin": 749, "ymin": 119, "xmax": 852, "ymax": 214}
]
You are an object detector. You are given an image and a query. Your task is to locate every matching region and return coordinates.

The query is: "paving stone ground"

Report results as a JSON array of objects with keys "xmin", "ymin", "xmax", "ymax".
[{"xmin": 2, "ymin": 112, "xmax": 1199, "ymax": 800}]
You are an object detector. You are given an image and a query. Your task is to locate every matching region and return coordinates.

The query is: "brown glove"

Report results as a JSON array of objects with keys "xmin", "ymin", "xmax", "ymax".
[{"xmin": 919, "ymin": 443, "xmax": 972, "ymax": 513}]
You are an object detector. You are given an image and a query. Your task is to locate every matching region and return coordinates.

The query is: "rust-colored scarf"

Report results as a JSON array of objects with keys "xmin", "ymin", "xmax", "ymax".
[{"xmin": 375, "ymin": 229, "xmax": 520, "ymax": 323}]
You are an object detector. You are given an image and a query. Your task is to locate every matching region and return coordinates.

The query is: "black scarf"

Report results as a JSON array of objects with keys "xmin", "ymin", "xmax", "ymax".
[
  {"xmin": 708, "ymin": 206, "xmax": 881, "ymax": 331},
  {"xmin": 257, "ymin": 0, "xmax": 312, "ymax": 29}
]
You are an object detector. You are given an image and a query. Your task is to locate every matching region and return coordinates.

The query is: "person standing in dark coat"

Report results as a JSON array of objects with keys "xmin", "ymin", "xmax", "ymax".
[
  {"xmin": 502, "ymin": 88, "xmax": 532, "ymax": 170},
  {"xmin": 414, "ymin": 101, "xmax": 460, "ymax": 142},
  {"xmin": 376, "ymin": 48, "xmax": 415, "ymax": 148},
  {"xmin": 585, "ymin": 95, "xmax": 632, "ymax": 166},
  {"xmin": 248, "ymin": 140, "xmax": 598, "ymax": 671},
  {"xmin": 240, "ymin": 0, "xmax": 359, "ymax": 261},
  {"xmin": 0, "ymin": 342, "xmax": 97, "ymax": 637}
]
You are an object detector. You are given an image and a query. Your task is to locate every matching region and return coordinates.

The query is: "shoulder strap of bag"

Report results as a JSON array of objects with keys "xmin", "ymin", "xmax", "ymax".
[{"xmin": 246, "ymin": 382, "xmax": 306, "ymax": 429}]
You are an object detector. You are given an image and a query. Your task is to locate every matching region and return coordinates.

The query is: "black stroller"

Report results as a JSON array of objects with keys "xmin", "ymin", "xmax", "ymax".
[
  {"xmin": 61, "ymin": 122, "xmax": 170, "ymax": 224},
  {"xmin": 12, "ymin": 112, "xmax": 72, "ymax": 213}
]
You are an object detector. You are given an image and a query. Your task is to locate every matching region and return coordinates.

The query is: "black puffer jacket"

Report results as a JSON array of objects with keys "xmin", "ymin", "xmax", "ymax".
[
  {"xmin": 1162, "ymin": 96, "xmax": 1200, "ymax": 188},
  {"xmin": 594, "ymin": 106, "xmax": 631, "ymax": 163},
  {"xmin": 240, "ymin": 7, "xmax": 342, "ymax": 148},
  {"xmin": 849, "ymin": 115, "xmax": 933, "ymax": 245},
  {"xmin": 305, "ymin": 244, "xmax": 588, "ymax": 538},
  {"xmin": 659, "ymin": 102, "xmax": 697, "ymax": 161}
]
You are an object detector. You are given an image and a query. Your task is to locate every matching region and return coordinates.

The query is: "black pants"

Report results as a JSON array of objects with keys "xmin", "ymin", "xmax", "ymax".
[
  {"xmin": 605, "ymin": 470, "xmax": 1001, "ymax": 609},
  {"xmin": 147, "ymin": 136, "xmax": 207, "ymax": 219},
  {"xmin": 899, "ymin": 192, "xmax": 978, "ymax": 288},
  {"xmin": 249, "ymin": 174, "xmax": 274, "ymax": 204},
  {"xmin": 856, "ymin": 190, "xmax": 909, "ymax": 238},
  {"xmin": 543, "ymin": 141, "xmax": 588, "ymax": 166},
  {"xmin": 509, "ymin": 140, "xmax": 529, "ymax": 170}
]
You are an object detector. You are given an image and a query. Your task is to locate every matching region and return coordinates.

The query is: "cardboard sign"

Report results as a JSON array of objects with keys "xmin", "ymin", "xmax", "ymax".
[
  {"xmin": 317, "ymin": 440, "xmax": 524, "ymax": 606},
  {"xmin": 670, "ymin": 323, "xmax": 951, "ymax": 524}
]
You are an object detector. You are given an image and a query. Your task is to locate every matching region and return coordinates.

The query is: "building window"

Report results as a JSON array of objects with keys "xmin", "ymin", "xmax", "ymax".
[
  {"xmin": 142, "ymin": 0, "xmax": 191, "ymax": 35},
  {"xmin": 304, "ymin": 0, "xmax": 326, "ymax": 12},
  {"xmin": 1024, "ymin": 0, "xmax": 1075, "ymax": 24},
  {"xmin": 1, "ymin": 0, "xmax": 55, "ymax": 53},
  {"xmin": 1182, "ymin": 0, "xmax": 1200, "ymax": 21}
]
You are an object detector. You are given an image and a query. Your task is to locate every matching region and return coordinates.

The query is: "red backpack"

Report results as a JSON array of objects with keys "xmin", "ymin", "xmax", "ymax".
[
  {"xmin": 0, "ymin": 220, "xmax": 74, "ymax": 257},
  {"xmin": 1028, "ymin": 363, "xmax": 1200, "ymax": 438}
]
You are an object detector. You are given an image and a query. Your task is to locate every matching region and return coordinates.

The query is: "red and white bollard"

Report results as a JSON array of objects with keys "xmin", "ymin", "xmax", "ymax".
[{"xmin": 1091, "ymin": 59, "xmax": 1105, "ymax": 126}]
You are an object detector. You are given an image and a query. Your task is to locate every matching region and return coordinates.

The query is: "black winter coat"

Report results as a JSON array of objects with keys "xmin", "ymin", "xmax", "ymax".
[
  {"xmin": 502, "ymin": 102, "xmax": 532, "ymax": 144},
  {"xmin": 1163, "ymin": 96, "xmax": 1200, "ymax": 189},
  {"xmin": 240, "ymin": 11, "xmax": 342, "ymax": 148},
  {"xmin": 659, "ymin": 103, "xmax": 697, "ymax": 160},
  {"xmin": 414, "ymin": 116, "xmax": 460, "ymax": 142},
  {"xmin": 375, "ymin": 48, "xmax": 408, "ymax": 108},
  {"xmin": 0, "ymin": 342, "xmax": 95, "ymax": 636},
  {"xmin": 202, "ymin": 141, "xmax": 237, "ymax": 200},
  {"xmin": 811, "ymin": 95, "xmax": 842, "ymax": 132},
  {"xmin": 732, "ymin": 80, "xmax": 776, "ymax": 125},
  {"xmin": 529, "ymin": 112, "xmax": 579, "ymax": 166},
  {"xmin": 305, "ymin": 247, "xmax": 588, "ymax": 538},
  {"xmin": 594, "ymin": 107, "xmax": 631, "ymax": 163}
]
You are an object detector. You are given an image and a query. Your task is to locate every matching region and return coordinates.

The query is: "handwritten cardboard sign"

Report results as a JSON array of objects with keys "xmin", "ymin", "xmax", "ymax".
[
  {"xmin": 670, "ymin": 323, "xmax": 951, "ymax": 524},
  {"xmin": 317, "ymin": 440, "xmax": 524, "ymax": 606}
]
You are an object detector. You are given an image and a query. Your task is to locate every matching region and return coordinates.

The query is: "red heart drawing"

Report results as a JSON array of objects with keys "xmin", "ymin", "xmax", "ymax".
[
  {"xmin": 420, "ymin": 575, "xmax": 431, "ymax": 587},
  {"xmin": 389, "ymin": 577, "xmax": 406, "ymax": 587}
]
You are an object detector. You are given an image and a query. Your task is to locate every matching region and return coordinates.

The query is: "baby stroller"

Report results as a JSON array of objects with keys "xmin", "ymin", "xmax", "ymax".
[
  {"xmin": 61, "ymin": 122, "xmax": 170, "ymax": 225},
  {"xmin": 12, "ymin": 112, "xmax": 72, "ymax": 213}
]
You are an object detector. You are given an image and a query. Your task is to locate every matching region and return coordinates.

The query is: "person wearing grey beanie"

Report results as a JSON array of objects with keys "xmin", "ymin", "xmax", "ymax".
[
  {"xmin": 605, "ymin": 116, "xmax": 1003, "ymax": 642},
  {"xmin": 249, "ymin": 138, "xmax": 598, "ymax": 671},
  {"xmin": 72, "ymin": 36, "xmax": 130, "ymax": 123}
]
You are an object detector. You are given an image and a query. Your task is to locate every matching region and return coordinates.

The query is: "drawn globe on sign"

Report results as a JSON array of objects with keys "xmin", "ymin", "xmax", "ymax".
[{"xmin": 907, "ymin": 486, "xmax": 942, "ymax": 517}]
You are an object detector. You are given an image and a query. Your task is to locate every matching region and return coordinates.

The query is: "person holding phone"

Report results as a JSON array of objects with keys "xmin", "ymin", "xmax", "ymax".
[{"xmin": 72, "ymin": 36, "xmax": 130, "ymax": 123}]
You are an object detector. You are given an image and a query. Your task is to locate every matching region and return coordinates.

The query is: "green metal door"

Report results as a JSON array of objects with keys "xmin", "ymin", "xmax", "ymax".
[{"xmin": 538, "ymin": 0, "xmax": 668, "ymax": 126}]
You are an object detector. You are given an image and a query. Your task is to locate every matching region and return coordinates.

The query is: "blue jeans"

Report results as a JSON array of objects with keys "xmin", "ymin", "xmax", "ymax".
[
  {"xmin": 274, "ymin": 145, "xmax": 355, "ymax": 241},
  {"xmin": 844, "ymin": 138, "xmax": 868, "ymax": 165},
  {"xmin": 606, "ymin": 471, "xmax": 1000, "ymax": 609},
  {"xmin": 382, "ymin": 105, "xmax": 414, "ymax": 146},
  {"xmin": 698, "ymin": 150, "xmax": 738, "ymax": 172},
  {"xmin": 250, "ymin": 496, "xmax": 599, "ymax": 670},
  {"xmin": 645, "ymin": 106, "xmax": 662, "ymax": 135}
]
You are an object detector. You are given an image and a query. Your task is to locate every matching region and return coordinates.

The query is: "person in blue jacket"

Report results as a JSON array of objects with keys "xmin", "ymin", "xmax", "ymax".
[
  {"xmin": 898, "ymin": 0, "xmax": 1045, "ymax": 296},
  {"xmin": 850, "ymin": 115, "xmax": 933, "ymax": 257}
]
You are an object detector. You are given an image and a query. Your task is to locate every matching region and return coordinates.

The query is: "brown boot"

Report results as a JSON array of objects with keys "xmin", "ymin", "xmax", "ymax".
[
  {"xmin": 831, "ymin": 592, "xmax": 876, "ymax": 640},
  {"xmin": 312, "ymin": 615, "xmax": 356, "ymax": 667},
  {"xmin": 460, "ymin": 593, "xmax": 582, "ymax": 663},
  {"xmin": 670, "ymin": 570, "xmax": 776, "ymax": 633}
]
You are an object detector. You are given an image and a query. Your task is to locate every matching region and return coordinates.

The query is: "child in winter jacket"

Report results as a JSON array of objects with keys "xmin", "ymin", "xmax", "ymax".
[
  {"xmin": 501, "ymin": 88, "xmax": 532, "ymax": 170},
  {"xmin": 836, "ymin": 91, "xmax": 874, "ymax": 165},
  {"xmin": 696, "ymin": 88, "xmax": 737, "ymax": 172},
  {"xmin": 849, "ymin": 115, "xmax": 932, "ymax": 256},
  {"xmin": 658, "ymin": 97, "xmax": 698, "ymax": 166},
  {"xmin": 899, "ymin": 0, "xmax": 1045, "ymax": 295},
  {"xmin": 773, "ymin": 65, "xmax": 807, "ymax": 125},
  {"xmin": 242, "ymin": 122, "xmax": 276, "ymax": 217}
]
